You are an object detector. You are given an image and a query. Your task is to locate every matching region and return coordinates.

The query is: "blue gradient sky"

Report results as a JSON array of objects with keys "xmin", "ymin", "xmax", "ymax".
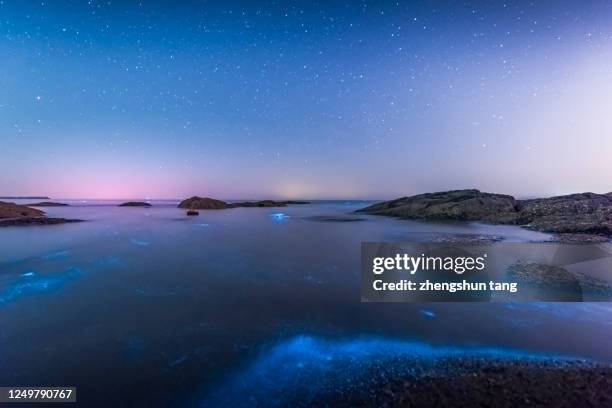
[{"xmin": 1, "ymin": 1, "xmax": 612, "ymax": 199}]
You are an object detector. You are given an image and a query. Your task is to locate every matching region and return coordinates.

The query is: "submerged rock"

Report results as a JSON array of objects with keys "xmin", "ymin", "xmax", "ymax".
[
  {"xmin": 119, "ymin": 202, "xmax": 152, "ymax": 207},
  {"xmin": 26, "ymin": 202, "xmax": 69, "ymax": 207},
  {"xmin": 186, "ymin": 210, "xmax": 199, "ymax": 216}
]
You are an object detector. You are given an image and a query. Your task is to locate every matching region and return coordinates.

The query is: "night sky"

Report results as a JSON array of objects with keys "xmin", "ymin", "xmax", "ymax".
[{"xmin": 2, "ymin": 1, "xmax": 612, "ymax": 199}]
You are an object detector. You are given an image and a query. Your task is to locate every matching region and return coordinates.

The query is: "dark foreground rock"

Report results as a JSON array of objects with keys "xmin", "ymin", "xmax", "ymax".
[
  {"xmin": 313, "ymin": 358, "xmax": 612, "ymax": 408},
  {"xmin": 0, "ymin": 201, "xmax": 81, "ymax": 227},
  {"xmin": 27, "ymin": 201, "xmax": 69, "ymax": 207},
  {"xmin": 0, "ymin": 201, "xmax": 45, "ymax": 218},
  {"xmin": 119, "ymin": 201, "xmax": 152, "ymax": 207},
  {"xmin": 0, "ymin": 217, "xmax": 83, "ymax": 227},
  {"xmin": 357, "ymin": 189, "xmax": 612, "ymax": 237},
  {"xmin": 178, "ymin": 196, "xmax": 311, "ymax": 210},
  {"xmin": 186, "ymin": 210, "xmax": 199, "ymax": 216}
]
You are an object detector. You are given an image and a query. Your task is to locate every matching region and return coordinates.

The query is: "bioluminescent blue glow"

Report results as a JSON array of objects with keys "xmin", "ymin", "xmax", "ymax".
[
  {"xmin": 130, "ymin": 238, "xmax": 151, "ymax": 247},
  {"xmin": 41, "ymin": 250, "xmax": 71, "ymax": 260},
  {"xmin": 420, "ymin": 309, "xmax": 436, "ymax": 318},
  {"xmin": 0, "ymin": 267, "xmax": 83, "ymax": 306},
  {"xmin": 201, "ymin": 335, "xmax": 580, "ymax": 407},
  {"xmin": 269, "ymin": 213, "xmax": 290, "ymax": 222}
]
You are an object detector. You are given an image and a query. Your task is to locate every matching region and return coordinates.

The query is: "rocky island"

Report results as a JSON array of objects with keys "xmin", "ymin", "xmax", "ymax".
[
  {"xmin": 357, "ymin": 189, "xmax": 612, "ymax": 239},
  {"xmin": 27, "ymin": 201, "xmax": 69, "ymax": 207},
  {"xmin": 119, "ymin": 201, "xmax": 152, "ymax": 207},
  {"xmin": 0, "ymin": 196, "xmax": 50, "ymax": 200},
  {"xmin": 178, "ymin": 196, "xmax": 310, "ymax": 210},
  {"xmin": 0, "ymin": 201, "xmax": 82, "ymax": 227}
]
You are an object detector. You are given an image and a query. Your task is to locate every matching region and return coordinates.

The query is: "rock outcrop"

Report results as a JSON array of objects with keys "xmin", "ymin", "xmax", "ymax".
[
  {"xmin": 27, "ymin": 202, "xmax": 69, "ymax": 207},
  {"xmin": 0, "ymin": 201, "xmax": 45, "ymax": 218},
  {"xmin": 0, "ymin": 201, "xmax": 82, "ymax": 227},
  {"xmin": 357, "ymin": 190, "xmax": 518, "ymax": 222},
  {"xmin": 178, "ymin": 196, "xmax": 311, "ymax": 210},
  {"xmin": 0, "ymin": 217, "xmax": 83, "ymax": 227},
  {"xmin": 178, "ymin": 197, "xmax": 232, "ymax": 210},
  {"xmin": 119, "ymin": 202, "xmax": 152, "ymax": 207},
  {"xmin": 515, "ymin": 193, "xmax": 612, "ymax": 234},
  {"xmin": 357, "ymin": 189, "xmax": 612, "ymax": 236}
]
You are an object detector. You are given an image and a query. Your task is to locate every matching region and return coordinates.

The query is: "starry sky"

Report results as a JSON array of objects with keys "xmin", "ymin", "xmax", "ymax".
[{"xmin": 1, "ymin": 1, "xmax": 612, "ymax": 200}]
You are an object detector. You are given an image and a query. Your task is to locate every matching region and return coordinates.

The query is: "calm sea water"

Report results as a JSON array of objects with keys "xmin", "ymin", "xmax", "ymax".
[{"xmin": 0, "ymin": 200, "xmax": 611, "ymax": 407}]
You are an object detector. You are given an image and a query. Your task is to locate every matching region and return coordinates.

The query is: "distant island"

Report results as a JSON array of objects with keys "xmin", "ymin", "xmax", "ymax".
[
  {"xmin": 178, "ymin": 196, "xmax": 310, "ymax": 210},
  {"xmin": 27, "ymin": 202, "xmax": 69, "ymax": 207},
  {"xmin": 119, "ymin": 201, "xmax": 152, "ymax": 207},
  {"xmin": 0, "ymin": 196, "xmax": 50, "ymax": 199}
]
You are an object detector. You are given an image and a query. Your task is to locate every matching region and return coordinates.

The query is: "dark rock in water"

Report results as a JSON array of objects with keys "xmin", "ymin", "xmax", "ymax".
[
  {"xmin": 178, "ymin": 196, "xmax": 311, "ymax": 209},
  {"xmin": 232, "ymin": 200, "xmax": 287, "ymax": 208},
  {"xmin": 357, "ymin": 190, "xmax": 518, "ymax": 222},
  {"xmin": 0, "ymin": 201, "xmax": 81, "ymax": 227},
  {"xmin": 357, "ymin": 189, "xmax": 612, "ymax": 237},
  {"xmin": 186, "ymin": 210, "xmax": 199, "ymax": 216},
  {"xmin": 0, "ymin": 217, "xmax": 83, "ymax": 227},
  {"xmin": 178, "ymin": 196, "xmax": 231, "ymax": 210},
  {"xmin": 27, "ymin": 201, "xmax": 69, "ymax": 207},
  {"xmin": 232, "ymin": 200, "xmax": 310, "ymax": 207},
  {"xmin": 303, "ymin": 215, "xmax": 366, "ymax": 222},
  {"xmin": 283, "ymin": 200, "xmax": 310, "ymax": 205},
  {"xmin": 0, "ymin": 201, "xmax": 46, "ymax": 218},
  {"xmin": 119, "ymin": 202, "xmax": 152, "ymax": 207}
]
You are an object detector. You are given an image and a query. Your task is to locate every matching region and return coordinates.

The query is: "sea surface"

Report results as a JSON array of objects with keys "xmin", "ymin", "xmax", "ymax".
[{"xmin": 0, "ymin": 200, "xmax": 611, "ymax": 407}]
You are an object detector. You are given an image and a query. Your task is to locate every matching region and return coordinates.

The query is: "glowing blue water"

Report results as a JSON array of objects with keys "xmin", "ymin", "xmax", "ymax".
[
  {"xmin": 202, "ymin": 335, "xmax": 580, "ymax": 407},
  {"xmin": 0, "ymin": 200, "xmax": 610, "ymax": 407}
]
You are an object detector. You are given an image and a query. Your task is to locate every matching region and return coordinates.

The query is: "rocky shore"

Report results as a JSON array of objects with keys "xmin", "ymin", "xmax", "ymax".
[
  {"xmin": 0, "ymin": 201, "xmax": 82, "ymax": 227},
  {"xmin": 357, "ymin": 189, "xmax": 612, "ymax": 239},
  {"xmin": 178, "ymin": 196, "xmax": 310, "ymax": 210},
  {"xmin": 313, "ymin": 357, "xmax": 612, "ymax": 408}
]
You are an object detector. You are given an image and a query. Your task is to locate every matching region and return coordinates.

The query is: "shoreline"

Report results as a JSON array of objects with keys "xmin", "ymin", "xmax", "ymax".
[{"xmin": 311, "ymin": 357, "xmax": 612, "ymax": 407}]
